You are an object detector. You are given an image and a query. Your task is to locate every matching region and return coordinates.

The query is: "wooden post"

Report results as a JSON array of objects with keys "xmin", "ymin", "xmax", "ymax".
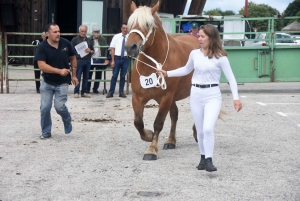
[
  {"xmin": 123, "ymin": 0, "xmax": 132, "ymax": 23},
  {"xmin": 188, "ymin": 0, "xmax": 206, "ymax": 15}
]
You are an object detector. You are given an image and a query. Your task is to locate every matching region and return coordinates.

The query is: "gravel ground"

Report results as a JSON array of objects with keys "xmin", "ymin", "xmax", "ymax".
[{"xmin": 0, "ymin": 68, "xmax": 300, "ymax": 200}]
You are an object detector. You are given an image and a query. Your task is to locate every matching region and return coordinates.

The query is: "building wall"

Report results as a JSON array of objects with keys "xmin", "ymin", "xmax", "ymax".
[{"xmin": 0, "ymin": 0, "xmax": 48, "ymax": 64}]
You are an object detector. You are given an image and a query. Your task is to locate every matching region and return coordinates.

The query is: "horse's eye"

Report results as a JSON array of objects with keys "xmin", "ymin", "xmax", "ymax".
[{"xmin": 146, "ymin": 23, "xmax": 149, "ymax": 27}]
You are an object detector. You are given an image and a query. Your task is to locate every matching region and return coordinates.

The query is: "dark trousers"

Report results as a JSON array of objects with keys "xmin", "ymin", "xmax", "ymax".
[
  {"xmin": 34, "ymin": 61, "xmax": 41, "ymax": 92},
  {"xmin": 109, "ymin": 57, "xmax": 129, "ymax": 94},
  {"xmin": 74, "ymin": 60, "xmax": 91, "ymax": 94},
  {"xmin": 88, "ymin": 58, "xmax": 103, "ymax": 91}
]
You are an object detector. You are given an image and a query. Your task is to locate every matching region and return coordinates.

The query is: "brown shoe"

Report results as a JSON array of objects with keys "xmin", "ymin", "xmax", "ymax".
[
  {"xmin": 106, "ymin": 92, "xmax": 113, "ymax": 98},
  {"xmin": 119, "ymin": 92, "xmax": 127, "ymax": 98},
  {"xmin": 81, "ymin": 93, "xmax": 91, "ymax": 98}
]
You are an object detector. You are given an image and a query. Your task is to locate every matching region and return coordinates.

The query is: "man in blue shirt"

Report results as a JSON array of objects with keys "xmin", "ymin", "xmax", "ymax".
[{"xmin": 35, "ymin": 23, "xmax": 78, "ymax": 139}]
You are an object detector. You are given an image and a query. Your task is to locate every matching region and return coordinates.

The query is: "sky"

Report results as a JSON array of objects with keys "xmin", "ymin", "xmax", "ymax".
[{"xmin": 202, "ymin": 0, "xmax": 294, "ymax": 14}]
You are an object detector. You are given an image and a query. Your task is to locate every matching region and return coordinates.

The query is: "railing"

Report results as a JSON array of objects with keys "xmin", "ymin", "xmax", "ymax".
[
  {"xmin": 1, "ymin": 32, "xmax": 132, "ymax": 94},
  {"xmin": 161, "ymin": 16, "xmax": 300, "ymax": 82}
]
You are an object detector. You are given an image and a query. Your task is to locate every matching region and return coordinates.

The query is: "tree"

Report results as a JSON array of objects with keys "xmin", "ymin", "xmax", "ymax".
[
  {"xmin": 283, "ymin": 0, "xmax": 300, "ymax": 25},
  {"xmin": 203, "ymin": 8, "xmax": 235, "ymax": 16},
  {"xmin": 203, "ymin": 9, "xmax": 222, "ymax": 16},
  {"xmin": 223, "ymin": 10, "xmax": 236, "ymax": 16},
  {"xmin": 239, "ymin": 2, "xmax": 283, "ymax": 31},
  {"xmin": 284, "ymin": 0, "xmax": 300, "ymax": 17}
]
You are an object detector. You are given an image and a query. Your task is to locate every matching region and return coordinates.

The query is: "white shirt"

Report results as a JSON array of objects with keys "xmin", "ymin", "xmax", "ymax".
[
  {"xmin": 93, "ymin": 39, "xmax": 101, "ymax": 58},
  {"xmin": 167, "ymin": 49, "xmax": 239, "ymax": 100},
  {"xmin": 109, "ymin": 33, "xmax": 128, "ymax": 56}
]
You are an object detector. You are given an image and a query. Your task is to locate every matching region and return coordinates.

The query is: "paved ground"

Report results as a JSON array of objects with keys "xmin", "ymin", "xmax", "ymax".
[{"xmin": 0, "ymin": 68, "xmax": 300, "ymax": 200}]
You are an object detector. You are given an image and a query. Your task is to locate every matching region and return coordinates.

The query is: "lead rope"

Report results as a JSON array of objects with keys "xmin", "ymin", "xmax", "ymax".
[{"xmin": 129, "ymin": 27, "xmax": 169, "ymax": 90}]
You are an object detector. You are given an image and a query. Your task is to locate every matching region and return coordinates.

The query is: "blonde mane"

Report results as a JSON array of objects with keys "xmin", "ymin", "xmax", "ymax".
[{"xmin": 128, "ymin": 6, "xmax": 158, "ymax": 32}]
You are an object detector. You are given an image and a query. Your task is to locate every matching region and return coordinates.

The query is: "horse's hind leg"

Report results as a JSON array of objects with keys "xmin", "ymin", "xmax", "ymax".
[{"xmin": 163, "ymin": 101, "xmax": 178, "ymax": 149}]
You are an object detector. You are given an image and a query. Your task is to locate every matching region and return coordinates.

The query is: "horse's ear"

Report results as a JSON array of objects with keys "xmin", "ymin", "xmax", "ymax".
[
  {"xmin": 131, "ymin": 1, "xmax": 137, "ymax": 12},
  {"xmin": 151, "ymin": 1, "xmax": 160, "ymax": 15}
]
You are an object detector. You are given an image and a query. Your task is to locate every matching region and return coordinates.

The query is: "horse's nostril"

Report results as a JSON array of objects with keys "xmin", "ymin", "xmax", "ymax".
[{"xmin": 131, "ymin": 44, "xmax": 138, "ymax": 51}]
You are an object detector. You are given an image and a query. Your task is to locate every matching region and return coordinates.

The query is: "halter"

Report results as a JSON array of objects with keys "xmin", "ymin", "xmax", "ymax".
[{"xmin": 128, "ymin": 25, "xmax": 169, "ymax": 90}]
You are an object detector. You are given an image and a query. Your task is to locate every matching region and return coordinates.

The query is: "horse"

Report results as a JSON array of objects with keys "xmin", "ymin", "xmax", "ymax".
[{"xmin": 125, "ymin": 1, "xmax": 199, "ymax": 160}]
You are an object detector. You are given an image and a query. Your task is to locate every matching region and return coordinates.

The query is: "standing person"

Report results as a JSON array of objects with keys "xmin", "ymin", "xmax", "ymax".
[
  {"xmin": 71, "ymin": 25, "xmax": 94, "ymax": 98},
  {"xmin": 106, "ymin": 23, "xmax": 129, "ymax": 98},
  {"xmin": 188, "ymin": 22, "xmax": 200, "ymax": 38},
  {"xmin": 88, "ymin": 26, "xmax": 109, "ymax": 93},
  {"xmin": 32, "ymin": 32, "xmax": 47, "ymax": 93},
  {"xmin": 157, "ymin": 24, "xmax": 242, "ymax": 172},
  {"xmin": 35, "ymin": 23, "xmax": 79, "ymax": 139}
]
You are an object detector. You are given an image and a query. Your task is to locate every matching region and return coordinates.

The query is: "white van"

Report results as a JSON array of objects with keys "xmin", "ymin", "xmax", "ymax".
[{"xmin": 221, "ymin": 15, "xmax": 252, "ymax": 47}]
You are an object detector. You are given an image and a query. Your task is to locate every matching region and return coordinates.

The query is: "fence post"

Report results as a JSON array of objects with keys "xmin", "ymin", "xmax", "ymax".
[{"xmin": 0, "ymin": 32, "xmax": 2, "ymax": 93}]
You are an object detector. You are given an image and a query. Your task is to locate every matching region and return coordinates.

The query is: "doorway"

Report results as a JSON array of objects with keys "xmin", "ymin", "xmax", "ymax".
[{"xmin": 48, "ymin": 0, "xmax": 78, "ymax": 41}]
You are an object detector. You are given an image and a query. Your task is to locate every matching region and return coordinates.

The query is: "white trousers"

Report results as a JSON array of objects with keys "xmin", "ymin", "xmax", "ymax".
[{"xmin": 190, "ymin": 86, "xmax": 222, "ymax": 158}]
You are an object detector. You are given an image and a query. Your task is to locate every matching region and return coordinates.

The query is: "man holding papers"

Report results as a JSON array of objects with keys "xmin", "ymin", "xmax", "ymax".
[{"xmin": 71, "ymin": 25, "xmax": 94, "ymax": 98}]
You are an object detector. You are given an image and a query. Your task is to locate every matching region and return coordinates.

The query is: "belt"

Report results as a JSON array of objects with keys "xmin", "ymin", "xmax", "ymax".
[
  {"xmin": 192, "ymin": 84, "xmax": 218, "ymax": 88},
  {"xmin": 115, "ymin": 55, "xmax": 128, "ymax": 58}
]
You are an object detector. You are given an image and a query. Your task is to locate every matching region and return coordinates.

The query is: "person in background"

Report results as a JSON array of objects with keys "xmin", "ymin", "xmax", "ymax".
[
  {"xmin": 35, "ymin": 23, "xmax": 78, "ymax": 139},
  {"xmin": 188, "ymin": 22, "xmax": 200, "ymax": 38},
  {"xmin": 106, "ymin": 23, "xmax": 129, "ymax": 98},
  {"xmin": 88, "ymin": 26, "xmax": 109, "ymax": 93},
  {"xmin": 71, "ymin": 25, "xmax": 94, "ymax": 98},
  {"xmin": 32, "ymin": 32, "xmax": 47, "ymax": 93},
  {"xmin": 157, "ymin": 24, "xmax": 242, "ymax": 172}
]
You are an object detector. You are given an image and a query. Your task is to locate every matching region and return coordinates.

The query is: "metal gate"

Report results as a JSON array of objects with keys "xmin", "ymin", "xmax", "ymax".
[
  {"xmin": 161, "ymin": 16, "xmax": 300, "ymax": 83},
  {"xmin": 0, "ymin": 32, "xmax": 132, "ymax": 94}
]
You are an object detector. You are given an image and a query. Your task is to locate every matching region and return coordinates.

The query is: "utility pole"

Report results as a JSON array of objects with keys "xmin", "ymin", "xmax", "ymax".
[{"xmin": 244, "ymin": 0, "xmax": 248, "ymax": 18}]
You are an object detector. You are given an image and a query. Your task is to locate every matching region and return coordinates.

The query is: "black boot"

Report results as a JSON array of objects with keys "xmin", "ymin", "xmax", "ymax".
[
  {"xmin": 205, "ymin": 158, "xmax": 217, "ymax": 172},
  {"xmin": 197, "ymin": 155, "xmax": 206, "ymax": 170}
]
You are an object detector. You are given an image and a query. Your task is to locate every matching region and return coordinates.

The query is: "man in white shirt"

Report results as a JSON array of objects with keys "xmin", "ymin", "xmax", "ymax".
[
  {"xmin": 106, "ymin": 23, "xmax": 129, "ymax": 98},
  {"xmin": 88, "ymin": 26, "xmax": 109, "ymax": 93}
]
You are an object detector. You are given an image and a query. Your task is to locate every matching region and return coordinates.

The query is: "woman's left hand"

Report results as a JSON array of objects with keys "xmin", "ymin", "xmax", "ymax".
[
  {"xmin": 157, "ymin": 69, "xmax": 167, "ymax": 77},
  {"xmin": 234, "ymin": 100, "xmax": 242, "ymax": 112}
]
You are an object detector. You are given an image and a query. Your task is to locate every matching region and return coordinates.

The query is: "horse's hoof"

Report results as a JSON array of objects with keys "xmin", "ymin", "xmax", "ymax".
[
  {"xmin": 163, "ymin": 143, "xmax": 175, "ymax": 149},
  {"xmin": 143, "ymin": 154, "xmax": 157, "ymax": 160},
  {"xmin": 194, "ymin": 138, "xmax": 198, "ymax": 143}
]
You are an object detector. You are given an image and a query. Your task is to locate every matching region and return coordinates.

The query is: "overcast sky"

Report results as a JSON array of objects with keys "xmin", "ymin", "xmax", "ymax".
[{"xmin": 203, "ymin": 0, "xmax": 294, "ymax": 14}]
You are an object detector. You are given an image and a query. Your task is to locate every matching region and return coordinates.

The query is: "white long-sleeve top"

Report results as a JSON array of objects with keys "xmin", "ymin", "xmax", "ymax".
[{"xmin": 167, "ymin": 49, "xmax": 239, "ymax": 100}]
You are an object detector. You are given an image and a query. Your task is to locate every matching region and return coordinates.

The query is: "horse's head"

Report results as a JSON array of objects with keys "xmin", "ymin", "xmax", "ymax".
[{"xmin": 126, "ymin": 1, "xmax": 160, "ymax": 58}]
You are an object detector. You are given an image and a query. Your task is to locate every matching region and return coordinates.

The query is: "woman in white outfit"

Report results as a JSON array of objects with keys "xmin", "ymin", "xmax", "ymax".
[{"xmin": 157, "ymin": 24, "xmax": 242, "ymax": 172}]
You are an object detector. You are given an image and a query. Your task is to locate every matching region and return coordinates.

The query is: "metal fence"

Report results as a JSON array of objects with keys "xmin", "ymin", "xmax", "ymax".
[
  {"xmin": 161, "ymin": 16, "xmax": 300, "ymax": 82},
  {"xmin": 0, "ymin": 32, "xmax": 132, "ymax": 94}
]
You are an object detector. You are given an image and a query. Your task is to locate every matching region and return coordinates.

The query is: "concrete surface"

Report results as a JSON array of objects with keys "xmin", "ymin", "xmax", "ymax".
[{"xmin": 0, "ymin": 68, "xmax": 300, "ymax": 200}]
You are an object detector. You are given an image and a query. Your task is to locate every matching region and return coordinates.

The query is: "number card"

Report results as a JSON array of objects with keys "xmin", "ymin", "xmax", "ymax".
[{"xmin": 140, "ymin": 73, "xmax": 157, "ymax": 88}]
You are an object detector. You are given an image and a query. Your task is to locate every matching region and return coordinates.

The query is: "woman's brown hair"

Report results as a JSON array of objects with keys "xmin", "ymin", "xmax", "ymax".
[{"xmin": 199, "ymin": 24, "xmax": 227, "ymax": 59}]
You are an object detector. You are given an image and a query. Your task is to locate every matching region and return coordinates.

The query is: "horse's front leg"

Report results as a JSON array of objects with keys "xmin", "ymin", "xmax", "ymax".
[
  {"xmin": 163, "ymin": 101, "xmax": 178, "ymax": 149},
  {"xmin": 132, "ymin": 94, "xmax": 154, "ymax": 142},
  {"xmin": 143, "ymin": 101, "xmax": 171, "ymax": 160}
]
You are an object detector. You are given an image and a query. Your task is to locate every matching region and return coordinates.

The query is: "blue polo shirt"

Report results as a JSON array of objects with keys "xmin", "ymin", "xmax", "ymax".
[{"xmin": 35, "ymin": 37, "xmax": 75, "ymax": 85}]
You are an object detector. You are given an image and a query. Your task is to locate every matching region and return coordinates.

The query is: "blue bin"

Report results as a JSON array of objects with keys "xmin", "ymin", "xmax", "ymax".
[{"xmin": 182, "ymin": 22, "xmax": 191, "ymax": 32}]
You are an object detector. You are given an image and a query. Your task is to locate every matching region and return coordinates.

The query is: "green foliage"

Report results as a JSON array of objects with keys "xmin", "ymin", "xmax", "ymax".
[
  {"xmin": 284, "ymin": 0, "xmax": 300, "ymax": 16},
  {"xmin": 223, "ymin": 10, "xmax": 236, "ymax": 16},
  {"xmin": 239, "ymin": 2, "xmax": 283, "ymax": 31},
  {"xmin": 283, "ymin": 0, "xmax": 300, "ymax": 25},
  {"xmin": 203, "ymin": 8, "xmax": 235, "ymax": 16},
  {"xmin": 203, "ymin": 9, "xmax": 222, "ymax": 16}
]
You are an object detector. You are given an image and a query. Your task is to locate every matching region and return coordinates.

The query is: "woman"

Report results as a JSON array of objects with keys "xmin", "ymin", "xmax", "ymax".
[{"xmin": 157, "ymin": 24, "xmax": 242, "ymax": 172}]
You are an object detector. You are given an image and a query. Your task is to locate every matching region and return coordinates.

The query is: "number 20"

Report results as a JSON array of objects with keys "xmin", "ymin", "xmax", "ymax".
[{"xmin": 145, "ymin": 78, "xmax": 153, "ymax": 85}]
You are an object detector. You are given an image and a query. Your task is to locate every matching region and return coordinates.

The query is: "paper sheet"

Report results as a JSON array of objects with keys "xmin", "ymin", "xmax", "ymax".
[{"xmin": 74, "ymin": 41, "xmax": 88, "ymax": 58}]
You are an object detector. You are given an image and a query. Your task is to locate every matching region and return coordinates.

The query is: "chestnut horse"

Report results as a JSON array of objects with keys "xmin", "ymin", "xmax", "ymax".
[{"xmin": 126, "ymin": 1, "xmax": 199, "ymax": 160}]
